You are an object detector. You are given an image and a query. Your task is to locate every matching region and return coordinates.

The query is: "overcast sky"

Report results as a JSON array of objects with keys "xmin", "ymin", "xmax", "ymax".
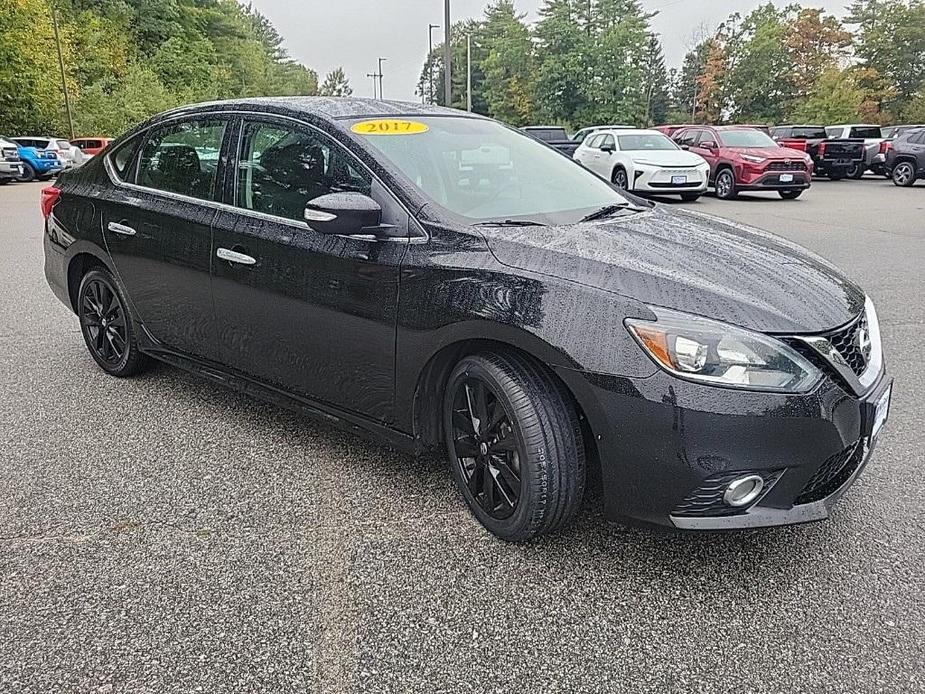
[{"xmin": 249, "ymin": 0, "xmax": 848, "ymax": 102}]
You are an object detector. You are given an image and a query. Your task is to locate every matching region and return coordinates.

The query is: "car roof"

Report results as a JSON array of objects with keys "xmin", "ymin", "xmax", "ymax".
[
  {"xmin": 600, "ymin": 128, "xmax": 663, "ymax": 135},
  {"xmin": 155, "ymin": 97, "xmax": 474, "ymax": 123}
]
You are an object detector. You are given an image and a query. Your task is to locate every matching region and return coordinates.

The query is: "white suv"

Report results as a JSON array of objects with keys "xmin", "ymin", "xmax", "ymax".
[
  {"xmin": 573, "ymin": 128, "xmax": 710, "ymax": 201},
  {"xmin": 0, "ymin": 137, "xmax": 23, "ymax": 184},
  {"xmin": 9, "ymin": 136, "xmax": 84, "ymax": 168}
]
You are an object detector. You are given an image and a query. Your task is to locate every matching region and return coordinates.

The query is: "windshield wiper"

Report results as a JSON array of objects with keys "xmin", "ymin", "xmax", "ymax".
[
  {"xmin": 579, "ymin": 202, "xmax": 643, "ymax": 223},
  {"xmin": 477, "ymin": 219, "xmax": 547, "ymax": 227}
]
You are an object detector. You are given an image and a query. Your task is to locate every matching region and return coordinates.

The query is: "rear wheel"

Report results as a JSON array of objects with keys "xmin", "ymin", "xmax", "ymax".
[
  {"xmin": 17, "ymin": 163, "xmax": 36, "ymax": 182},
  {"xmin": 827, "ymin": 172, "xmax": 845, "ymax": 181},
  {"xmin": 778, "ymin": 189, "xmax": 803, "ymax": 199},
  {"xmin": 443, "ymin": 351, "xmax": 585, "ymax": 542},
  {"xmin": 892, "ymin": 161, "xmax": 916, "ymax": 187},
  {"xmin": 847, "ymin": 162, "xmax": 864, "ymax": 179},
  {"xmin": 680, "ymin": 192, "xmax": 701, "ymax": 202},
  {"xmin": 612, "ymin": 168, "xmax": 629, "ymax": 190},
  {"xmin": 77, "ymin": 268, "xmax": 149, "ymax": 377},
  {"xmin": 714, "ymin": 169, "xmax": 737, "ymax": 200}
]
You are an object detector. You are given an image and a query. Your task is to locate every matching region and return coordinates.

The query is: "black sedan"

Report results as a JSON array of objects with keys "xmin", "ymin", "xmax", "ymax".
[{"xmin": 42, "ymin": 98, "xmax": 892, "ymax": 541}]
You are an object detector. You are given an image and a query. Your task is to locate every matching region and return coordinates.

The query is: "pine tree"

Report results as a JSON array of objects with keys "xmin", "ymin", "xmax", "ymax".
[{"xmin": 319, "ymin": 67, "xmax": 353, "ymax": 97}]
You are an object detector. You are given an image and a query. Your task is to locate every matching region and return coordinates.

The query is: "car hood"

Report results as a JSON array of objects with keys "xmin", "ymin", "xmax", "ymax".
[
  {"xmin": 738, "ymin": 146, "xmax": 806, "ymax": 159},
  {"xmin": 630, "ymin": 150, "xmax": 705, "ymax": 166},
  {"xmin": 478, "ymin": 205, "xmax": 864, "ymax": 334}
]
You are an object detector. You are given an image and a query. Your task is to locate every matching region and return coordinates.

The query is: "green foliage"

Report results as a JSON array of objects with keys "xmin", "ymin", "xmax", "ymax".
[
  {"xmin": 319, "ymin": 67, "xmax": 353, "ymax": 97},
  {"xmin": 789, "ymin": 68, "xmax": 869, "ymax": 123},
  {"xmin": 0, "ymin": 0, "xmax": 319, "ymax": 137}
]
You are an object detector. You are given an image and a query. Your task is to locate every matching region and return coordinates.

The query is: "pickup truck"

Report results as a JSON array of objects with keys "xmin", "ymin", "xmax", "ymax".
[
  {"xmin": 0, "ymin": 137, "xmax": 23, "ymax": 184},
  {"xmin": 520, "ymin": 126, "xmax": 580, "ymax": 157},
  {"xmin": 824, "ymin": 124, "xmax": 886, "ymax": 178},
  {"xmin": 13, "ymin": 144, "xmax": 63, "ymax": 181},
  {"xmin": 771, "ymin": 125, "xmax": 864, "ymax": 180}
]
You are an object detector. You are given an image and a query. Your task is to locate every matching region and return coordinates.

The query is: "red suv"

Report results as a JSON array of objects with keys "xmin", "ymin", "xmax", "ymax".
[{"xmin": 673, "ymin": 126, "xmax": 813, "ymax": 200}]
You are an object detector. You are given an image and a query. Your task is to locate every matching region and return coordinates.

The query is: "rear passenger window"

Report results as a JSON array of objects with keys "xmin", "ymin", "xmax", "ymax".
[
  {"xmin": 587, "ymin": 135, "xmax": 604, "ymax": 148},
  {"xmin": 236, "ymin": 121, "xmax": 371, "ymax": 223},
  {"xmin": 109, "ymin": 137, "xmax": 140, "ymax": 181},
  {"xmin": 137, "ymin": 119, "xmax": 227, "ymax": 200}
]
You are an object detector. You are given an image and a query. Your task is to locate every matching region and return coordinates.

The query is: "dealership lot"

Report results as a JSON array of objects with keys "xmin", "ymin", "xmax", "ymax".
[{"xmin": 1, "ymin": 179, "xmax": 922, "ymax": 692}]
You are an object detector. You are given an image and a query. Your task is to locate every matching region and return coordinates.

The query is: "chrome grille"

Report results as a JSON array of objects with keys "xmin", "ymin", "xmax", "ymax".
[
  {"xmin": 2, "ymin": 147, "xmax": 18, "ymax": 160},
  {"xmin": 828, "ymin": 314, "xmax": 869, "ymax": 376}
]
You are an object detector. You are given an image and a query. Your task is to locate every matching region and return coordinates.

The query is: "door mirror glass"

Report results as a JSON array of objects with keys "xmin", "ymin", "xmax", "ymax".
[
  {"xmin": 304, "ymin": 192, "xmax": 388, "ymax": 236},
  {"xmin": 600, "ymin": 142, "xmax": 615, "ymax": 153},
  {"xmin": 701, "ymin": 140, "xmax": 717, "ymax": 150},
  {"xmin": 680, "ymin": 144, "xmax": 690, "ymax": 150}
]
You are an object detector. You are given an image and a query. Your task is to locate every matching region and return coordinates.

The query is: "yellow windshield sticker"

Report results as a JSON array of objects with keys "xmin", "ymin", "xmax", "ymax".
[{"xmin": 351, "ymin": 119, "xmax": 429, "ymax": 136}]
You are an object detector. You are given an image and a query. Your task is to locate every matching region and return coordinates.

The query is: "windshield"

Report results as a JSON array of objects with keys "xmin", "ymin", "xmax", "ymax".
[
  {"xmin": 850, "ymin": 126, "xmax": 882, "ymax": 139},
  {"xmin": 718, "ymin": 130, "xmax": 778, "ymax": 148},
  {"xmin": 525, "ymin": 127, "xmax": 568, "ymax": 142},
  {"xmin": 352, "ymin": 116, "xmax": 631, "ymax": 224},
  {"xmin": 618, "ymin": 133, "xmax": 678, "ymax": 151}
]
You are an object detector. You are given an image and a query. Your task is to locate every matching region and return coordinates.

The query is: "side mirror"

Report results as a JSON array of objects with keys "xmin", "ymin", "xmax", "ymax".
[
  {"xmin": 680, "ymin": 144, "xmax": 690, "ymax": 150},
  {"xmin": 601, "ymin": 142, "xmax": 616, "ymax": 153},
  {"xmin": 702, "ymin": 140, "xmax": 717, "ymax": 150},
  {"xmin": 304, "ymin": 192, "xmax": 400, "ymax": 237}
]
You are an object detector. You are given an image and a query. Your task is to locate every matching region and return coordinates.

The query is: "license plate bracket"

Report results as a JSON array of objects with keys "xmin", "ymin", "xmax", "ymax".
[
  {"xmin": 779, "ymin": 173, "xmax": 794, "ymax": 183},
  {"xmin": 671, "ymin": 175, "xmax": 687, "ymax": 185}
]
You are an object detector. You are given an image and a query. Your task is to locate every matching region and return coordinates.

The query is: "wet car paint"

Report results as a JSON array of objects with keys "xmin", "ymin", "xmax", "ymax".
[{"xmin": 43, "ymin": 98, "xmax": 889, "ymax": 529}]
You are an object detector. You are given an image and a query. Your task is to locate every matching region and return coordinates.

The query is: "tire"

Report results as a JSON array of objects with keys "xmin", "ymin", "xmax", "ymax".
[
  {"xmin": 443, "ymin": 351, "xmax": 585, "ymax": 542},
  {"xmin": 778, "ymin": 190, "xmax": 803, "ymax": 199},
  {"xmin": 714, "ymin": 168, "xmax": 737, "ymax": 200},
  {"xmin": 17, "ymin": 163, "xmax": 36, "ymax": 183},
  {"xmin": 827, "ymin": 172, "xmax": 844, "ymax": 181},
  {"xmin": 892, "ymin": 161, "xmax": 916, "ymax": 187},
  {"xmin": 77, "ymin": 268, "xmax": 149, "ymax": 377},
  {"xmin": 612, "ymin": 167, "xmax": 629, "ymax": 190},
  {"xmin": 0, "ymin": 178, "xmax": 10, "ymax": 186},
  {"xmin": 847, "ymin": 162, "xmax": 864, "ymax": 179},
  {"xmin": 680, "ymin": 192, "xmax": 701, "ymax": 202}
]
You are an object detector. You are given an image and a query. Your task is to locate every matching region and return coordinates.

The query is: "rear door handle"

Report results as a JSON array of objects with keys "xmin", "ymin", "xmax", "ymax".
[
  {"xmin": 107, "ymin": 221, "xmax": 136, "ymax": 236},
  {"xmin": 216, "ymin": 247, "xmax": 257, "ymax": 265}
]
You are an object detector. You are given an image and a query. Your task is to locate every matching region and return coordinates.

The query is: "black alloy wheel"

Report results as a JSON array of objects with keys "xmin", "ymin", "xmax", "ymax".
[
  {"xmin": 778, "ymin": 189, "xmax": 803, "ymax": 199},
  {"xmin": 78, "ymin": 269, "xmax": 148, "ymax": 376},
  {"xmin": 715, "ymin": 169, "xmax": 737, "ymax": 200},
  {"xmin": 847, "ymin": 162, "xmax": 864, "ymax": 179},
  {"xmin": 612, "ymin": 168, "xmax": 629, "ymax": 190},
  {"xmin": 892, "ymin": 162, "xmax": 916, "ymax": 187},
  {"xmin": 443, "ymin": 352, "xmax": 585, "ymax": 542}
]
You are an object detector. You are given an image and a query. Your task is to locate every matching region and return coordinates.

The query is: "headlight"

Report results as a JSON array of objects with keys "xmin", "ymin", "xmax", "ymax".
[
  {"xmin": 625, "ymin": 307, "xmax": 822, "ymax": 392},
  {"xmin": 741, "ymin": 154, "xmax": 766, "ymax": 164}
]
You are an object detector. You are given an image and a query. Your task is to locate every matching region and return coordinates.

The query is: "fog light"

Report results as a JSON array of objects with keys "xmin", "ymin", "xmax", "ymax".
[{"xmin": 723, "ymin": 475, "xmax": 765, "ymax": 507}]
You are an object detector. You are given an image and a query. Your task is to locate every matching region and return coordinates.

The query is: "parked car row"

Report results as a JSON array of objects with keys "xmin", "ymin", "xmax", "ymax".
[{"xmin": 0, "ymin": 135, "xmax": 112, "ymax": 183}]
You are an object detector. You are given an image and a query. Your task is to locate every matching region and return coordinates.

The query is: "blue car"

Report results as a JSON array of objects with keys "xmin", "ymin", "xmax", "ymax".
[{"xmin": 15, "ymin": 144, "xmax": 62, "ymax": 182}]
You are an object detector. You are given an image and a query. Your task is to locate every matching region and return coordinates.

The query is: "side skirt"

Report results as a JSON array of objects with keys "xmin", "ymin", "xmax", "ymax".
[{"xmin": 137, "ymin": 332, "xmax": 419, "ymax": 455}]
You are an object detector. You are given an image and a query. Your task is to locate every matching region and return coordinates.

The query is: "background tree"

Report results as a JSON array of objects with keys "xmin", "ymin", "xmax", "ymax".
[
  {"xmin": 480, "ymin": 1, "xmax": 534, "ymax": 125},
  {"xmin": 319, "ymin": 67, "xmax": 353, "ymax": 97}
]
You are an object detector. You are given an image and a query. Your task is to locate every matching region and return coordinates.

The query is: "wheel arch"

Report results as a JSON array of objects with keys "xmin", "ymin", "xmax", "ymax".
[
  {"xmin": 65, "ymin": 245, "xmax": 113, "ymax": 313},
  {"xmin": 410, "ymin": 336, "xmax": 603, "ymax": 487}
]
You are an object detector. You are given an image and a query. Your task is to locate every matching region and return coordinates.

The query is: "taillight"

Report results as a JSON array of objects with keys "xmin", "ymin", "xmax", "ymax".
[
  {"xmin": 880, "ymin": 140, "xmax": 892, "ymax": 154},
  {"xmin": 818, "ymin": 141, "xmax": 826, "ymax": 156},
  {"xmin": 41, "ymin": 186, "xmax": 61, "ymax": 219}
]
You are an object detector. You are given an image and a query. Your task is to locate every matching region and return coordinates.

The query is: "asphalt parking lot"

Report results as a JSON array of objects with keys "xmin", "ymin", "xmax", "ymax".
[{"xmin": 1, "ymin": 177, "xmax": 923, "ymax": 693}]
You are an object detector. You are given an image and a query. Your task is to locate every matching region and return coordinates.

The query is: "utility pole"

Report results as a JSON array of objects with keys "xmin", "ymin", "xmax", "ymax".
[
  {"xmin": 443, "ymin": 0, "xmax": 452, "ymax": 107},
  {"xmin": 377, "ymin": 57, "xmax": 387, "ymax": 100},
  {"xmin": 51, "ymin": 6, "xmax": 74, "ymax": 139},
  {"xmin": 466, "ymin": 34, "xmax": 472, "ymax": 112},
  {"xmin": 367, "ymin": 72, "xmax": 379, "ymax": 99},
  {"xmin": 428, "ymin": 23, "xmax": 440, "ymax": 104}
]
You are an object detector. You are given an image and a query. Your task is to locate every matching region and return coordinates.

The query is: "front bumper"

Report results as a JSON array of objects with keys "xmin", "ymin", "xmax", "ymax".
[
  {"xmin": 0, "ymin": 161, "xmax": 22, "ymax": 178},
  {"xmin": 557, "ymin": 364, "xmax": 891, "ymax": 530},
  {"xmin": 633, "ymin": 166, "xmax": 709, "ymax": 194},
  {"xmin": 738, "ymin": 168, "xmax": 811, "ymax": 190}
]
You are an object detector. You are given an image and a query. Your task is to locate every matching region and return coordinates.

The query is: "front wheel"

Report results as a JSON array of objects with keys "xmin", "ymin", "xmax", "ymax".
[
  {"xmin": 714, "ymin": 169, "xmax": 737, "ymax": 199},
  {"xmin": 17, "ymin": 163, "xmax": 36, "ymax": 182},
  {"xmin": 680, "ymin": 192, "xmax": 701, "ymax": 202},
  {"xmin": 892, "ymin": 162, "xmax": 916, "ymax": 187},
  {"xmin": 78, "ymin": 269, "xmax": 149, "ymax": 377},
  {"xmin": 778, "ymin": 189, "xmax": 803, "ymax": 199},
  {"xmin": 827, "ymin": 172, "xmax": 845, "ymax": 181},
  {"xmin": 443, "ymin": 352, "xmax": 585, "ymax": 542},
  {"xmin": 612, "ymin": 168, "xmax": 629, "ymax": 190}
]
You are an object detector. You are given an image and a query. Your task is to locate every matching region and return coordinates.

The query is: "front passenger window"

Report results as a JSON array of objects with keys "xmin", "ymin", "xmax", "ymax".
[
  {"xmin": 236, "ymin": 122, "xmax": 372, "ymax": 223},
  {"xmin": 137, "ymin": 119, "xmax": 226, "ymax": 200}
]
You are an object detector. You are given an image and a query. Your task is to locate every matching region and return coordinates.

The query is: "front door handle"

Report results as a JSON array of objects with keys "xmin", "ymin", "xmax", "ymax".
[
  {"xmin": 107, "ymin": 221, "xmax": 136, "ymax": 236},
  {"xmin": 216, "ymin": 247, "xmax": 257, "ymax": 266}
]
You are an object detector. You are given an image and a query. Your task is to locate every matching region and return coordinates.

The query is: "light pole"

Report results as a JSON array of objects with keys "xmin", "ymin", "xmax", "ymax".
[
  {"xmin": 367, "ymin": 72, "xmax": 378, "ymax": 99},
  {"xmin": 428, "ymin": 23, "xmax": 440, "ymax": 104},
  {"xmin": 51, "ymin": 6, "xmax": 74, "ymax": 139},
  {"xmin": 443, "ymin": 0, "xmax": 452, "ymax": 107},
  {"xmin": 466, "ymin": 34, "xmax": 472, "ymax": 112},
  {"xmin": 377, "ymin": 57, "xmax": 387, "ymax": 100}
]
